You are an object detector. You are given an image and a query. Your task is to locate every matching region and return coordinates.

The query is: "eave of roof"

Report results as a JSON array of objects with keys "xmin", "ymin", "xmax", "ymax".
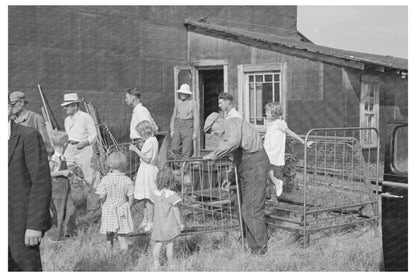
[{"xmin": 184, "ymin": 19, "xmax": 408, "ymax": 72}]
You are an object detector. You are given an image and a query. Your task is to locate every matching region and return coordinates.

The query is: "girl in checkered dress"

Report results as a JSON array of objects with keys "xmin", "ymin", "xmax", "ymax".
[{"xmin": 96, "ymin": 152, "xmax": 134, "ymax": 250}]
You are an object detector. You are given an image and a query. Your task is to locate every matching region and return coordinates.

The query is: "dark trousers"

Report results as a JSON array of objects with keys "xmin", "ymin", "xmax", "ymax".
[
  {"xmin": 8, "ymin": 245, "xmax": 42, "ymax": 271},
  {"xmin": 51, "ymin": 177, "xmax": 76, "ymax": 238},
  {"xmin": 235, "ymin": 148, "xmax": 269, "ymax": 252},
  {"xmin": 170, "ymin": 118, "xmax": 194, "ymax": 160}
]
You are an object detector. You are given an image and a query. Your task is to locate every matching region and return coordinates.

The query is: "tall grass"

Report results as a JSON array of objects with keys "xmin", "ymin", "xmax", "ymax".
[{"xmin": 40, "ymin": 222, "xmax": 382, "ymax": 271}]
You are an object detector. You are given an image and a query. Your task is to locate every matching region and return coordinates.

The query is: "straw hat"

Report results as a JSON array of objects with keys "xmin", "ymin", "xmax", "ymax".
[
  {"xmin": 177, "ymin": 84, "xmax": 193, "ymax": 95},
  {"xmin": 61, "ymin": 93, "xmax": 83, "ymax": 106}
]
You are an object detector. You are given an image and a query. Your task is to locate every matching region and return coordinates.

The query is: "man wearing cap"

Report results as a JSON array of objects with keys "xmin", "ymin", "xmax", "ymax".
[
  {"xmin": 8, "ymin": 100, "xmax": 52, "ymax": 271},
  {"xmin": 169, "ymin": 84, "xmax": 199, "ymax": 160},
  {"xmin": 218, "ymin": 92, "xmax": 243, "ymax": 120},
  {"xmin": 61, "ymin": 93, "xmax": 99, "ymax": 211},
  {"xmin": 9, "ymin": 91, "xmax": 54, "ymax": 155},
  {"xmin": 203, "ymin": 112, "xmax": 269, "ymax": 255}
]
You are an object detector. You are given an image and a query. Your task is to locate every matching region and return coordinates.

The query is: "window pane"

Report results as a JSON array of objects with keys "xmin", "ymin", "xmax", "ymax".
[
  {"xmin": 262, "ymin": 83, "xmax": 273, "ymax": 116},
  {"xmin": 362, "ymin": 85, "xmax": 369, "ymax": 100},
  {"xmin": 274, "ymin": 74, "xmax": 280, "ymax": 82},
  {"xmin": 367, "ymin": 115, "xmax": 373, "ymax": 127},
  {"xmin": 369, "ymin": 102, "xmax": 374, "ymax": 112},
  {"xmin": 274, "ymin": 83, "xmax": 280, "ymax": 103},
  {"xmin": 365, "ymin": 130, "xmax": 371, "ymax": 144},
  {"xmin": 256, "ymin": 84, "xmax": 263, "ymax": 124},
  {"xmin": 245, "ymin": 71, "xmax": 282, "ymax": 125},
  {"xmin": 369, "ymin": 86, "xmax": 374, "ymax": 98},
  {"xmin": 394, "ymin": 126, "xmax": 408, "ymax": 172},
  {"xmin": 249, "ymin": 83, "xmax": 255, "ymax": 124}
]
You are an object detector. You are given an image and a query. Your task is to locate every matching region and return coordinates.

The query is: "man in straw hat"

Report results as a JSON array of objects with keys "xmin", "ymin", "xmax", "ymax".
[
  {"xmin": 9, "ymin": 91, "xmax": 54, "ymax": 155},
  {"xmin": 8, "ymin": 98, "xmax": 52, "ymax": 271},
  {"xmin": 61, "ymin": 93, "xmax": 99, "ymax": 211},
  {"xmin": 169, "ymin": 83, "xmax": 199, "ymax": 160},
  {"xmin": 203, "ymin": 112, "xmax": 269, "ymax": 255}
]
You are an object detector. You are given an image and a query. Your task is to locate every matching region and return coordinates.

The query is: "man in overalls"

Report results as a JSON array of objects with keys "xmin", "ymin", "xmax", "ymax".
[{"xmin": 203, "ymin": 112, "xmax": 269, "ymax": 255}]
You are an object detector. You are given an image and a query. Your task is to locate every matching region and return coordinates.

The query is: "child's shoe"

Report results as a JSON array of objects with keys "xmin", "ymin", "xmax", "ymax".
[
  {"xmin": 139, "ymin": 220, "xmax": 148, "ymax": 229},
  {"xmin": 144, "ymin": 222, "xmax": 153, "ymax": 232}
]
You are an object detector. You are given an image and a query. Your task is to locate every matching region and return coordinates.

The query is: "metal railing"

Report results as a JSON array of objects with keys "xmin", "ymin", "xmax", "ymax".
[
  {"xmin": 266, "ymin": 127, "xmax": 380, "ymax": 247},
  {"xmin": 160, "ymin": 158, "xmax": 244, "ymax": 241}
]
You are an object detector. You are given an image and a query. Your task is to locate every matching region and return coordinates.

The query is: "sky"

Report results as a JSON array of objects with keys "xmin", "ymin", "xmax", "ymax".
[{"xmin": 297, "ymin": 5, "xmax": 408, "ymax": 59}]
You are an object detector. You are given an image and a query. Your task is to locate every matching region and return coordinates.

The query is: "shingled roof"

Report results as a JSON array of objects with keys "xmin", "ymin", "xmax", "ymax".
[{"xmin": 184, "ymin": 19, "xmax": 408, "ymax": 73}]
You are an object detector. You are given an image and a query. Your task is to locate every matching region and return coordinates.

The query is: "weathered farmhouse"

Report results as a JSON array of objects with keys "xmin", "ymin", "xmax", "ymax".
[{"xmin": 9, "ymin": 6, "xmax": 407, "ymax": 155}]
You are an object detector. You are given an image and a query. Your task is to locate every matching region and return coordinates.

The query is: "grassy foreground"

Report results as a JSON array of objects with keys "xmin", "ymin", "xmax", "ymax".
[{"xmin": 40, "ymin": 221, "xmax": 382, "ymax": 271}]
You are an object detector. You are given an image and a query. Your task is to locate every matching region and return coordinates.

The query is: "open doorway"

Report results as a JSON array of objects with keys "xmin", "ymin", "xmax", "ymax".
[
  {"xmin": 198, "ymin": 68, "xmax": 223, "ymax": 149},
  {"xmin": 173, "ymin": 61, "xmax": 228, "ymax": 154}
]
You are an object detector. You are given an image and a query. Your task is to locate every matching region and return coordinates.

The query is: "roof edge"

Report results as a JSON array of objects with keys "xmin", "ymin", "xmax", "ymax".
[{"xmin": 184, "ymin": 19, "xmax": 407, "ymax": 72}]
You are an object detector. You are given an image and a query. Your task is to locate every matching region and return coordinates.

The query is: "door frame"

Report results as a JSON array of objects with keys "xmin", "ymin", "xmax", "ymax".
[
  {"xmin": 191, "ymin": 60, "xmax": 228, "ymax": 154},
  {"xmin": 174, "ymin": 60, "xmax": 228, "ymax": 156}
]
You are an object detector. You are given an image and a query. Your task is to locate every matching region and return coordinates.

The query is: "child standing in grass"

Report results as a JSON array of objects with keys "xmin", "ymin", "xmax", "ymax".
[
  {"xmin": 264, "ymin": 102, "xmax": 312, "ymax": 197},
  {"xmin": 96, "ymin": 152, "xmax": 134, "ymax": 250},
  {"xmin": 151, "ymin": 168, "xmax": 184, "ymax": 270},
  {"xmin": 129, "ymin": 120, "xmax": 159, "ymax": 232}
]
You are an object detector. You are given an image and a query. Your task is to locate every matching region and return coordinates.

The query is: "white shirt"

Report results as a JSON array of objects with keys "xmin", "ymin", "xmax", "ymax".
[
  {"xmin": 130, "ymin": 103, "xmax": 158, "ymax": 139},
  {"xmin": 225, "ymin": 107, "xmax": 243, "ymax": 120},
  {"xmin": 64, "ymin": 110, "xmax": 97, "ymax": 144},
  {"xmin": 263, "ymin": 119, "xmax": 288, "ymax": 166}
]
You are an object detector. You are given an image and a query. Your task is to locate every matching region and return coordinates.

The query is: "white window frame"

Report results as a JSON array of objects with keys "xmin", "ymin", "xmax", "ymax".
[
  {"xmin": 237, "ymin": 63, "xmax": 287, "ymax": 133},
  {"xmin": 360, "ymin": 75, "xmax": 380, "ymax": 148}
]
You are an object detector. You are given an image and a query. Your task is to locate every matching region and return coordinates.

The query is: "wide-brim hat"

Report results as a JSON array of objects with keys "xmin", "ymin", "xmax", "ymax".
[
  {"xmin": 49, "ymin": 129, "xmax": 69, "ymax": 147},
  {"xmin": 61, "ymin": 93, "xmax": 83, "ymax": 106},
  {"xmin": 177, "ymin": 84, "xmax": 193, "ymax": 95},
  {"xmin": 204, "ymin": 112, "xmax": 220, "ymax": 133}
]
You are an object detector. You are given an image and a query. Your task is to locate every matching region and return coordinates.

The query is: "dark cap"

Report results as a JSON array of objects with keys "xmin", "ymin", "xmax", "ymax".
[{"xmin": 9, "ymin": 91, "xmax": 26, "ymax": 104}]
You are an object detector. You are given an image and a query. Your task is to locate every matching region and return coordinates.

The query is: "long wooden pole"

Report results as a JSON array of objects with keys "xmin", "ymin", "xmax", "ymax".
[{"xmin": 37, "ymin": 84, "xmax": 53, "ymax": 129}]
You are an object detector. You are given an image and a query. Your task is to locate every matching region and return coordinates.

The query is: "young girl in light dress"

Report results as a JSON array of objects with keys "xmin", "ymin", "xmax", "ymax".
[
  {"xmin": 96, "ymin": 152, "xmax": 134, "ymax": 250},
  {"xmin": 129, "ymin": 120, "xmax": 159, "ymax": 232},
  {"xmin": 263, "ymin": 102, "xmax": 312, "ymax": 198},
  {"xmin": 151, "ymin": 168, "xmax": 184, "ymax": 270}
]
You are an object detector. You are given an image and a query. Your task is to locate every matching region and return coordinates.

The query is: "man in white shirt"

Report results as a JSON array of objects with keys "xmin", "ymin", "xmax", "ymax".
[
  {"xmin": 218, "ymin": 92, "xmax": 243, "ymax": 120},
  {"xmin": 61, "ymin": 93, "xmax": 99, "ymax": 211},
  {"xmin": 125, "ymin": 87, "xmax": 158, "ymax": 177},
  {"xmin": 125, "ymin": 87, "xmax": 158, "ymax": 140}
]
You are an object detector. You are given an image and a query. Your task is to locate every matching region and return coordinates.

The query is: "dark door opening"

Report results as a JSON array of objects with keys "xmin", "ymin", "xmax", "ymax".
[{"xmin": 198, "ymin": 69, "xmax": 223, "ymax": 149}]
